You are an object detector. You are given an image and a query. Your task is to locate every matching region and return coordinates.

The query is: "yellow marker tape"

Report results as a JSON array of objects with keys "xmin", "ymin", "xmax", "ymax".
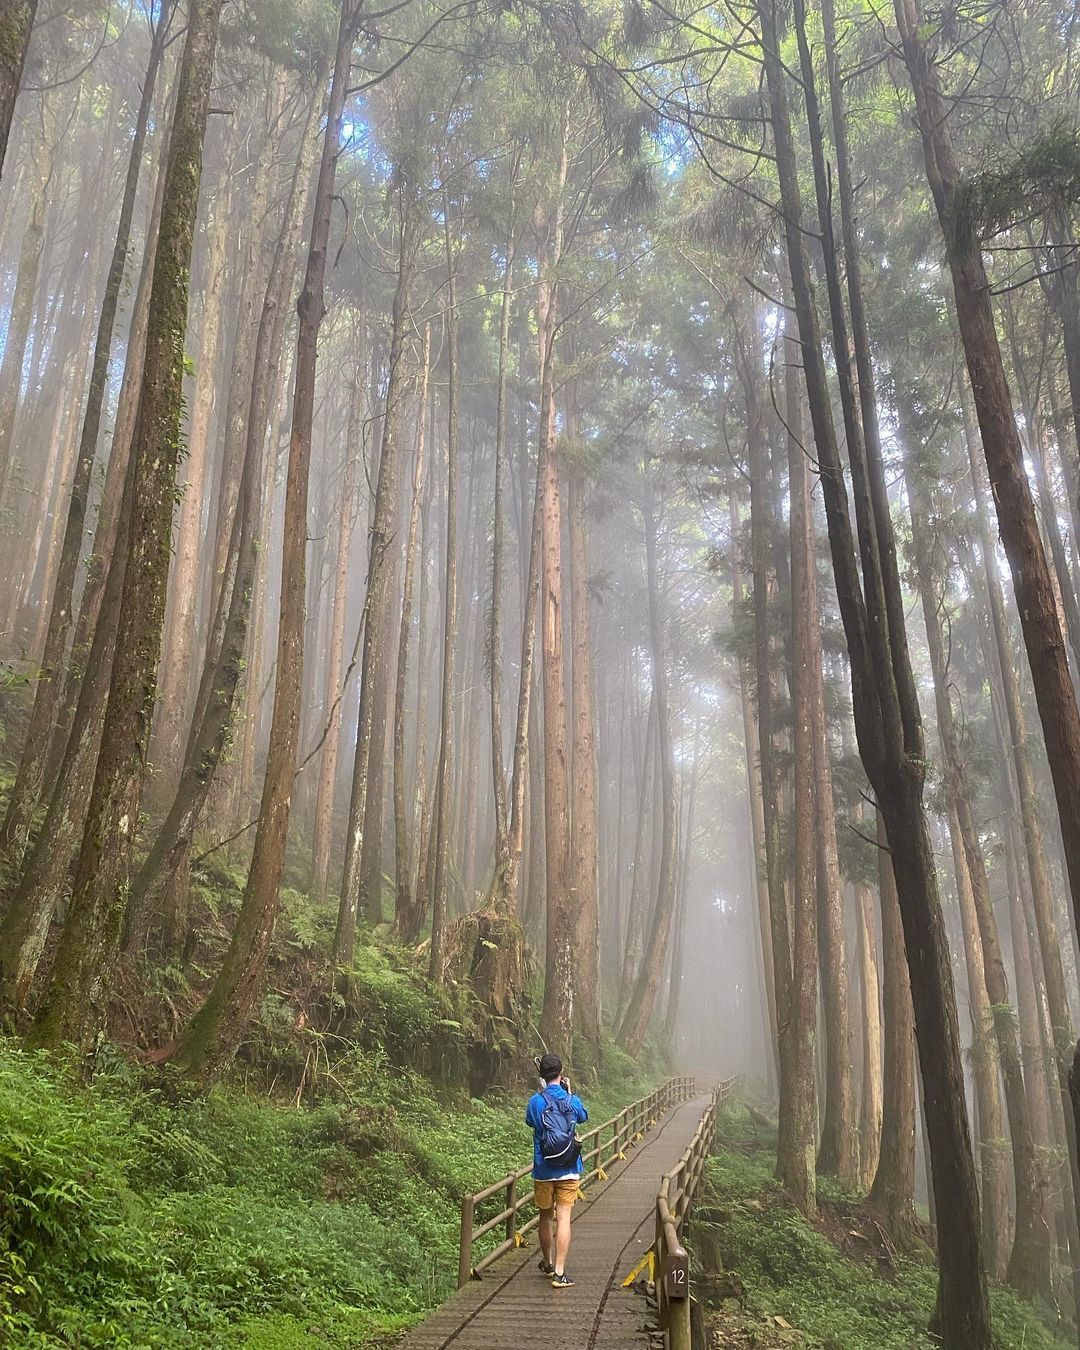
[
  {"xmin": 634, "ymin": 1131, "xmax": 643, "ymax": 1142},
  {"xmin": 621, "ymin": 1249, "xmax": 656, "ymax": 1288},
  {"xmin": 514, "ymin": 1232, "xmax": 525, "ymax": 1248},
  {"xmin": 597, "ymin": 1166, "xmax": 608, "ymax": 1181},
  {"xmin": 616, "ymin": 1151, "xmax": 626, "ymax": 1161}
]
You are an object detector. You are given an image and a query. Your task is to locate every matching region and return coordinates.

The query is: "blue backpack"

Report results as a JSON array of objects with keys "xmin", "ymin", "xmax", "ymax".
[{"xmin": 539, "ymin": 1088, "xmax": 582, "ymax": 1169}]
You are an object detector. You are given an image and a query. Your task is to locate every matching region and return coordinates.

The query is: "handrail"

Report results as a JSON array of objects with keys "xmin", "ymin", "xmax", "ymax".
[
  {"xmin": 654, "ymin": 1077, "xmax": 738, "ymax": 1350},
  {"xmin": 456, "ymin": 1074, "xmax": 698, "ymax": 1287}
]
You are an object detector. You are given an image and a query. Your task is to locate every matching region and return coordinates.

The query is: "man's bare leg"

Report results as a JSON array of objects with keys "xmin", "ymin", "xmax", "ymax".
[
  {"xmin": 554, "ymin": 1199, "xmax": 573, "ymax": 1274},
  {"xmin": 539, "ymin": 1208, "xmax": 555, "ymax": 1267}
]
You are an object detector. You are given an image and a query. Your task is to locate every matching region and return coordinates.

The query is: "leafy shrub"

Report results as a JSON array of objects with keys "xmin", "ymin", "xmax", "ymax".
[
  {"xmin": 0, "ymin": 1027, "xmax": 657, "ymax": 1347},
  {"xmin": 701, "ymin": 1104, "xmax": 1071, "ymax": 1350},
  {"xmin": 0, "ymin": 1046, "xmax": 164, "ymax": 1345}
]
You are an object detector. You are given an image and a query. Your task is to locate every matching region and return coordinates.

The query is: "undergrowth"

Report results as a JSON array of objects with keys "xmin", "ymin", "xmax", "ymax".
[
  {"xmin": 0, "ymin": 939, "xmax": 664, "ymax": 1349},
  {"xmin": 700, "ymin": 1103, "xmax": 1071, "ymax": 1350}
]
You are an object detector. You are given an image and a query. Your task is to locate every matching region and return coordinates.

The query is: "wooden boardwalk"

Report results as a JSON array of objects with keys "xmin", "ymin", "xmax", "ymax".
[{"xmin": 400, "ymin": 1093, "xmax": 712, "ymax": 1350}]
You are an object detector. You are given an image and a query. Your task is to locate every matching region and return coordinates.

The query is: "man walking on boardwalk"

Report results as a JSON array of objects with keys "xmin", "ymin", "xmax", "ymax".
[{"xmin": 527, "ymin": 1053, "xmax": 588, "ymax": 1289}]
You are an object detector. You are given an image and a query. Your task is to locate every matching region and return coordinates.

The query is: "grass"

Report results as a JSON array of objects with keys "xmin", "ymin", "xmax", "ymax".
[
  {"xmin": 699, "ymin": 1103, "xmax": 1072, "ymax": 1350},
  {"xmin": 0, "ymin": 950, "xmax": 666, "ymax": 1350}
]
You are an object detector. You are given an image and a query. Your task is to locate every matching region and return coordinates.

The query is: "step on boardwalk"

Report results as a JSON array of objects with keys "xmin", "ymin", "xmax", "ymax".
[{"xmin": 400, "ymin": 1094, "xmax": 713, "ymax": 1350}]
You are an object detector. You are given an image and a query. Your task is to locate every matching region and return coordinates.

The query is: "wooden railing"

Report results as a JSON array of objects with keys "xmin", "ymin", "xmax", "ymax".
[
  {"xmin": 654, "ymin": 1077, "xmax": 738, "ymax": 1350},
  {"xmin": 456, "ymin": 1075, "xmax": 697, "ymax": 1287}
]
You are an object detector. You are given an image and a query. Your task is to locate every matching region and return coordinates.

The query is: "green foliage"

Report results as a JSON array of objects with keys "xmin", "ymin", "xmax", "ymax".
[
  {"xmin": 0, "ymin": 1028, "xmax": 658, "ymax": 1347},
  {"xmin": 700, "ymin": 1105, "xmax": 1070, "ymax": 1350},
  {"xmin": 958, "ymin": 122, "xmax": 1080, "ymax": 239}
]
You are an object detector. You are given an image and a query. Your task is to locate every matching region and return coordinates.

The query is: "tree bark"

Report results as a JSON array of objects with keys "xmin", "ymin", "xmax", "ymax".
[
  {"xmin": 335, "ymin": 180, "xmax": 422, "ymax": 963},
  {"xmin": 733, "ymin": 303, "xmax": 791, "ymax": 1123},
  {"xmin": 961, "ymin": 402, "xmax": 1080, "ymax": 1321},
  {"xmin": 489, "ymin": 166, "xmax": 518, "ymax": 862},
  {"xmin": 904, "ymin": 423, "xmax": 1043, "ymax": 1293},
  {"xmin": 761, "ymin": 0, "xmax": 991, "ymax": 1334},
  {"xmin": 430, "ymin": 199, "xmax": 462, "ymax": 980},
  {"xmin": 617, "ymin": 477, "xmax": 679, "ymax": 1056},
  {"xmin": 0, "ymin": 450, "xmax": 136, "ymax": 1016},
  {"xmin": 30, "ymin": 0, "xmax": 226, "ymax": 1055},
  {"xmin": 127, "ymin": 71, "xmax": 323, "ymax": 945},
  {"xmin": 0, "ymin": 90, "xmax": 57, "ymax": 509},
  {"xmin": 568, "ymin": 404, "xmax": 601, "ymax": 1056},
  {"xmin": 895, "ymin": 0, "xmax": 1080, "ymax": 1111},
  {"xmin": 154, "ymin": 164, "xmax": 231, "ymax": 790},
  {"xmin": 776, "ymin": 359, "xmax": 819, "ymax": 1214},
  {"xmin": 729, "ymin": 488, "xmax": 778, "ymax": 1092},
  {"xmin": 0, "ymin": 0, "xmax": 36, "ymax": 182},
  {"xmin": 868, "ymin": 814, "xmax": 920, "ymax": 1246},
  {"xmin": 46, "ymin": 92, "xmax": 174, "ymax": 794},
  {"xmin": 394, "ymin": 326, "xmax": 430, "ymax": 933},
  {"xmin": 167, "ymin": 4, "xmax": 353, "ymax": 1077},
  {"xmin": 854, "ymin": 860, "xmax": 883, "ymax": 1190},
  {"xmin": 311, "ymin": 329, "xmax": 366, "ymax": 905}
]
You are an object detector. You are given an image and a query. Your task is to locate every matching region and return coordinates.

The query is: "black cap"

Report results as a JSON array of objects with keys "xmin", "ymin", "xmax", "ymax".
[{"xmin": 538, "ymin": 1053, "xmax": 563, "ymax": 1081}]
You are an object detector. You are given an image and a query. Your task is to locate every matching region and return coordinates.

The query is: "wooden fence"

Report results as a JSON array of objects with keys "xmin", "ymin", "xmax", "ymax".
[
  {"xmin": 456, "ymin": 1074, "xmax": 698, "ymax": 1287},
  {"xmin": 654, "ymin": 1076, "xmax": 738, "ymax": 1350}
]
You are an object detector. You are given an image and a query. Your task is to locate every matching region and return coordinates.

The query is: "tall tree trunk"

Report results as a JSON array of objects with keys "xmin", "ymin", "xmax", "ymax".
[
  {"xmin": 0, "ymin": 451, "xmax": 136, "ymax": 1015},
  {"xmin": 127, "ymin": 72, "xmax": 323, "ymax": 943},
  {"xmin": 0, "ymin": 90, "xmax": 57, "ymax": 508},
  {"xmin": 489, "ymin": 168, "xmax": 518, "ymax": 862},
  {"xmin": 854, "ymin": 860, "xmax": 883, "ymax": 1189},
  {"xmin": 168, "ymin": 6, "xmax": 354, "ymax": 1076},
  {"xmin": 334, "ymin": 180, "xmax": 422, "ymax": 963},
  {"xmin": 430, "ymin": 200, "xmax": 461, "ymax": 981},
  {"xmin": 493, "ymin": 316, "xmax": 545, "ymax": 916},
  {"xmin": 617, "ymin": 687, "xmax": 656, "ymax": 1018},
  {"xmin": 807, "ymin": 518, "xmax": 855, "ymax": 1181},
  {"xmin": 311, "ymin": 330, "xmax": 366, "ymax": 904},
  {"xmin": 761, "ymin": 0, "xmax": 990, "ymax": 1334},
  {"xmin": 0, "ymin": 0, "xmax": 37, "ymax": 181},
  {"xmin": 30, "ymin": 0, "xmax": 225, "ymax": 1053},
  {"xmin": 46, "ymin": 96, "xmax": 173, "ymax": 794},
  {"xmin": 962, "ymin": 405, "xmax": 1080, "ymax": 1321},
  {"xmin": 904, "ymin": 426, "xmax": 1043, "ymax": 1293},
  {"xmin": 154, "ymin": 165, "xmax": 230, "ymax": 790},
  {"xmin": 568, "ymin": 410, "xmax": 601, "ymax": 1056},
  {"xmin": 896, "ymin": 0, "xmax": 1080, "ymax": 1091},
  {"xmin": 729, "ymin": 489, "xmax": 778, "ymax": 1091},
  {"xmin": 663, "ymin": 738, "xmax": 698, "ymax": 1048},
  {"xmin": 868, "ymin": 814, "xmax": 920, "ymax": 1244},
  {"xmin": 617, "ymin": 477, "xmax": 679, "ymax": 1055},
  {"xmin": 733, "ymin": 308, "xmax": 791, "ymax": 1122},
  {"xmin": 394, "ymin": 326, "xmax": 430, "ymax": 932},
  {"xmin": 17, "ymin": 0, "xmax": 172, "ymax": 826},
  {"xmin": 776, "ymin": 351, "xmax": 819, "ymax": 1214}
]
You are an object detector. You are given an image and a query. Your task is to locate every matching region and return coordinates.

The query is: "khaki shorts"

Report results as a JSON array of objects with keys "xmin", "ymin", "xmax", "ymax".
[{"xmin": 534, "ymin": 1178, "xmax": 580, "ymax": 1210}]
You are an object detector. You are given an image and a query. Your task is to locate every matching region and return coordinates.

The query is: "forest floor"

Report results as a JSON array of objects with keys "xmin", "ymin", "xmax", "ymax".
[
  {"xmin": 0, "ymin": 924, "xmax": 664, "ymax": 1349},
  {"xmin": 697, "ymin": 1103, "xmax": 1073, "ymax": 1350}
]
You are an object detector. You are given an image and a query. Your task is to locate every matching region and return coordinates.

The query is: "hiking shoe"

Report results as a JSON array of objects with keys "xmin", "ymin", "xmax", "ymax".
[
  {"xmin": 551, "ymin": 1272, "xmax": 575, "ymax": 1289},
  {"xmin": 538, "ymin": 1259, "xmax": 555, "ymax": 1276}
]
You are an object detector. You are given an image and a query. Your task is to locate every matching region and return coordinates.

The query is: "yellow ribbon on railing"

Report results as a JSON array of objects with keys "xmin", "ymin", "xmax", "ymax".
[{"xmin": 621, "ymin": 1248, "xmax": 656, "ymax": 1288}]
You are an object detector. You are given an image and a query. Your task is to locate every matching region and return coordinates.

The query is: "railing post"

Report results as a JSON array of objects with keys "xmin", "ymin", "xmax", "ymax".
[
  {"xmin": 506, "ymin": 1176, "xmax": 517, "ymax": 1244},
  {"xmin": 669, "ymin": 1292, "xmax": 692, "ymax": 1350},
  {"xmin": 654, "ymin": 1204, "xmax": 667, "ymax": 1330},
  {"xmin": 458, "ymin": 1193, "xmax": 475, "ymax": 1288}
]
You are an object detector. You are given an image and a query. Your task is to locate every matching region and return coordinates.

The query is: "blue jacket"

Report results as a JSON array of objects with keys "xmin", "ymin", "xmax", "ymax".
[{"xmin": 526, "ymin": 1082, "xmax": 589, "ymax": 1180}]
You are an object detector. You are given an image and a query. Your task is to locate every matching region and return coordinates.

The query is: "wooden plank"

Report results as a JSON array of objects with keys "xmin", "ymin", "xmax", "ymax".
[{"xmin": 398, "ymin": 1094, "xmax": 712, "ymax": 1350}]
